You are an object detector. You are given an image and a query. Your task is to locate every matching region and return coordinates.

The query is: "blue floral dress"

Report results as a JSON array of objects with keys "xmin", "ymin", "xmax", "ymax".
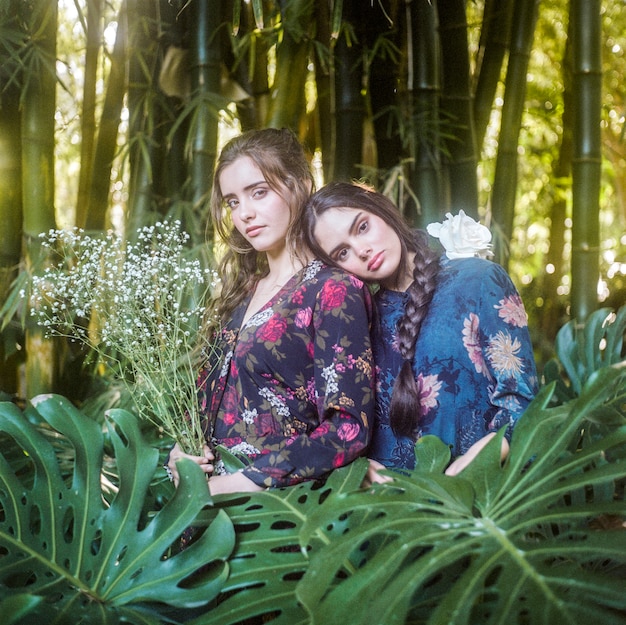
[
  {"xmin": 369, "ymin": 256, "xmax": 538, "ymax": 470},
  {"xmin": 197, "ymin": 260, "xmax": 375, "ymax": 488}
]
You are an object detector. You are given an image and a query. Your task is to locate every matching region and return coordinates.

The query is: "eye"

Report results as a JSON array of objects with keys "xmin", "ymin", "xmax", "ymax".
[
  {"xmin": 252, "ymin": 187, "xmax": 268, "ymax": 199},
  {"xmin": 358, "ymin": 219, "xmax": 368, "ymax": 233},
  {"xmin": 335, "ymin": 248, "xmax": 349, "ymax": 262},
  {"xmin": 225, "ymin": 198, "xmax": 239, "ymax": 210}
]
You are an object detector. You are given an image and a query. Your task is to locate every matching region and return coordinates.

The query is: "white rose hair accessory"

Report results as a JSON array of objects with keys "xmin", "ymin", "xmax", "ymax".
[{"xmin": 426, "ymin": 210, "xmax": 493, "ymax": 260}]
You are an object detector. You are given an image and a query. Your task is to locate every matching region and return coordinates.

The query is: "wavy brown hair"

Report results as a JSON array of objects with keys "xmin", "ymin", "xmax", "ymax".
[
  {"xmin": 208, "ymin": 128, "xmax": 314, "ymax": 330},
  {"xmin": 303, "ymin": 181, "xmax": 441, "ymax": 437}
]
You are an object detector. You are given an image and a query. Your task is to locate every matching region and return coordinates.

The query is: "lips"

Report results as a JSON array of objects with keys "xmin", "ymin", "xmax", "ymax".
[
  {"xmin": 245, "ymin": 225, "xmax": 264, "ymax": 237},
  {"xmin": 367, "ymin": 251, "xmax": 384, "ymax": 272}
]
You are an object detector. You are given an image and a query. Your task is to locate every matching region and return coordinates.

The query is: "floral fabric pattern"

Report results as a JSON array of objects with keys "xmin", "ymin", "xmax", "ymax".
[
  {"xmin": 197, "ymin": 260, "xmax": 375, "ymax": 488},
  {"xmin": 369, "ymin": 256, "xmax": 538, "ymax": 470}
]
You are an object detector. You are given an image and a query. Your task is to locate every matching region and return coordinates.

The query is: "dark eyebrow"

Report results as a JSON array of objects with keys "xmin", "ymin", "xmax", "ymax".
[
  {"xmin": 223, "ymin": 180, "xmax": 268, "ymax": 200},
  {"xmin": 327, "ymin": 211, "xmax": 363, "ymax": 257}
]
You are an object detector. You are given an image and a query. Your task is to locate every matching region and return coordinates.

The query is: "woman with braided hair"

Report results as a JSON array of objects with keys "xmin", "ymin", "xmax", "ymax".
[{"xmin": 303, "ymin": 181, "xmax": 537, "ymax": 482}]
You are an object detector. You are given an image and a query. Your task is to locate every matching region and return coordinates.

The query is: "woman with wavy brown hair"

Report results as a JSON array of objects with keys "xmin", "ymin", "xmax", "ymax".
[
  {"xmin": 304, "ymin": 181, "xmax": 538, "ymax": 482},
  {"xmin": 167, "ymin": 130, "xmax": 375, "ymax": 495}
]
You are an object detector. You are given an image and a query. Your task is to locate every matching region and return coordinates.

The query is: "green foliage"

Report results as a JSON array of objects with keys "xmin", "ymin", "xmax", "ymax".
[
  {"xmin": 0, "ymin": 395, "xmax": 235, "ymax": 625},
  {"xmin": 189, "ymin": 460, "xmax": 368, "ymax": 625},
  {"xmin": 544, "ymin": 305, "xmax": 626, "ymax": 402},
  {"xmin": 1, "ymin": 307, "xmax": 625, "ymax": 624},
  {"xmin": 296, "ymin": 367, "xmax": 626, "ymax": 625}
]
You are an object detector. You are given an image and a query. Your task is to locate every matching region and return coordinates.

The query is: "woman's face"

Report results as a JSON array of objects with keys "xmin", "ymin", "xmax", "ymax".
[
  {"xmin": 219, "ymin": 156, "xmax": 291, "ymax": 257},
  {"xmin": 313, "ymin": 206, "xmax": 403, "ymax": 287}
]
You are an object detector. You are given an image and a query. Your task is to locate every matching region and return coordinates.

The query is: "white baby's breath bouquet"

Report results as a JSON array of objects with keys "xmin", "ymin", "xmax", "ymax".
[{"xmin": 27, "ymin": 220, "xmax": 220, "ymax": 455}]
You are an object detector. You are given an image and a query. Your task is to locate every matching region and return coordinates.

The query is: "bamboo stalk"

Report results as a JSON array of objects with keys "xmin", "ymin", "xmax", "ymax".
[
  {"xmin": 22, "ymin": 0, "xmax": 58, "ymax": 396},
  {"xmin": 490, "ymin": 0, "xmax": 539, "ymax": 267},
  {"xmin": 570, "ymin": 0, "xmax": 601, "ymax": 322},
  {"xmin": 437, "ymin": 0, "xmax": 478, "ymax": 218}
]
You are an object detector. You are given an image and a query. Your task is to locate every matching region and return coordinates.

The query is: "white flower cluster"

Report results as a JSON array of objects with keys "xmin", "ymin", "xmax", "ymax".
[
  {"xmin": 28, "ymin": 220, "xmax": 220, "ymax": 454},
  {"xmin": 427, "ymin": 210, "xmax": 493, "ymax": 260}
]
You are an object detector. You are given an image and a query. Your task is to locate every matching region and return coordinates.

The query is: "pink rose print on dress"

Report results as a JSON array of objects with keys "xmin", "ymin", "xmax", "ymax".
[
  {"xmin": 258, "ymin": 313, "xmax": 288, "ymax": 343},
  {"xmin": 320, "ymin": 280, "xmax": 348, "ymax": 310},
  {"xmin": 337, "ymin": 421, "xmax": 360, "ymax": 442},
  {"xmin": 348, "ymin": 274, "xmax": 364, "ymax": 289},
  {"xmin": 294, "ymin": 306, "xmax": 313, "ymax": 328},
  {"xmin": 417, "ymin": 373, "xmax": 442, "ymax": 415},
  {"xmin": 462, "ymin": 313, "xmax": 490, "ymax": 376},
  {"xmin": 494, "ymin": 294, "xmax": 528, "ymax": 327},
  {"xmin": 310, "ymin": 420, "xmax": 332, "ymax": 439},
  {"xmin": 333, "ymin": 451, "xmax": 346, "ymax": 468}
]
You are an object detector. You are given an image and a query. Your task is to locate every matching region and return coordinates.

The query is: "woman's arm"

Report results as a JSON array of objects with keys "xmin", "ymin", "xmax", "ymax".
[{"xmin": 444, "ymin": 432, "xmax": 510, "ymax": 476}]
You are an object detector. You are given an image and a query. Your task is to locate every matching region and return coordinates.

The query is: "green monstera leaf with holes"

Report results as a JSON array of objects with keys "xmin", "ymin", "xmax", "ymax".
[
  {"xmin": 297, "ymin": 365, "xmax": 626, "ymax": 625},
  {"xmin": 189, "ymin": 458, "xmax": 369, "ymax": 625},
  {"xmin": 0, "ymin": 394, "xmax": 235, "ymax": 625}
]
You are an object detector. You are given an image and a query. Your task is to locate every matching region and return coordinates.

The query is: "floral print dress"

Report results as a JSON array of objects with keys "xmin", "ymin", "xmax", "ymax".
[
  {"xmin": 370, "ymin": 256, "xmax": 538, "ymax": 470},
  {"xmin": 197, "ymin": 260, "xmax": 375, "ymax": 488}
]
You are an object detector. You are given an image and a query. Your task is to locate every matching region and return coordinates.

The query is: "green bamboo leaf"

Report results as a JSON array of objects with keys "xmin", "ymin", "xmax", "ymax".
[
  {"xmin": 330, "ymin": 0, "xmax": 343, "ymax": 40},
  {"xmin": 0, "ymin": 395, "xmax": 235, "ymax": 623},
  {"xmin": 251, "ymin": 0, "xmax": 264, "ymax": 30}
]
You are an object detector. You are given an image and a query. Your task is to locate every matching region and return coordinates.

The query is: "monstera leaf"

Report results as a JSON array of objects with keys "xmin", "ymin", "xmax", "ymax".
[
  {"xmin": 189, "ymin": 459, "xmax": 368, "ymax": 625},
  {"xmin": 297, "ymin": 366, "xmax": 626, "ymax": 625},
  {"xmin": 0, "ymin": 395, "xmax": 235, "ymax": 625}
]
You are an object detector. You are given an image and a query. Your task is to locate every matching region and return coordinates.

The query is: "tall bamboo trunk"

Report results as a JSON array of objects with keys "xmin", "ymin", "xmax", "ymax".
[
  {"xmin": 406, "ymin": 0, "xmax": 442, "ymax": 227},
  {"xmin": 22, "ymin": 0, "xmax": 59, "ymax": 397},
  {"xmin": 333, "ymin": 0, "xmax": 365, "ymax": 181},
  {"xmin": 570, "ymin": 0, "xmax": 601, "ymax": 322},
  {"xmin": 365, "ymin": 0, "xmax": 402, "ymax": 178},
  {"xmin": 539, "ymin": 28, "xmax": 573, "ymax": 356},
  {"xmin": 266, "ymin": 0, "xmax": 313, "ymax": 133},
  {"xmin": 231, "ymin": 1, "xmax": 270, "ymax": 132},
  {"xmin": 490, "ymin": 0, "xmax": 539, "ymax": 267},
  {"xmin": 75, "ymin": 0, "xmax": 104, "ymax": 229},
  {"xmin": 188, "ymin": 0, "xmax": 221, "ymax": 208},
  {"xmin": 126, "ymin": 0, "xmax": 160, "ymax": 234},
  {"xmin": 86, "ymin": 0, "xmax": 128, "ymax": 231},
  {"xmin": 0, "ymin": 80, "xmax": 23, "ymax": 394},
  {"xmin": 437, "ymin": 0, "xmax": 478, "ymax": 218},
  {"xmin": 473, "ymin": 0, "xmax": 514, "ymax": 150}
]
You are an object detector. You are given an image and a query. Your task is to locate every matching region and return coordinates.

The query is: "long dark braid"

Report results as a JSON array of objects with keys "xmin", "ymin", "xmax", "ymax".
[{"xmin": 389, "ymin": 230, "xmax": 441, "ymax": 437}]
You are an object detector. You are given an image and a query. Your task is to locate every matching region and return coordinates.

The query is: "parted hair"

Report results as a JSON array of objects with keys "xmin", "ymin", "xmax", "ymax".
[
  {"xmin": 303, "ymin": 181, "xmax": 441, "ymax": 437},
  {"xmin": 208, "ymin": 128, "xmax": 314, "ymax": 329}
]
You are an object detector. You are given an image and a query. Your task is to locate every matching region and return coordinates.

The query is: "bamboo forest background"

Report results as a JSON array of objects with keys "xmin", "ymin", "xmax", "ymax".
[{"xmin": 0, "ymin": 0, "xmax": 625, "ymax": 400}]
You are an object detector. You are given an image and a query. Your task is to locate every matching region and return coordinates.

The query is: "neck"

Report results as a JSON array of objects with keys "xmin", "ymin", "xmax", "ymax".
[
  {"xmin": 382, "ymin": 251, "xmax": 416, "ymax": 292},
  {"xmin": 265, "ymin": 249, "xmax": 309, "ymax": 285}
]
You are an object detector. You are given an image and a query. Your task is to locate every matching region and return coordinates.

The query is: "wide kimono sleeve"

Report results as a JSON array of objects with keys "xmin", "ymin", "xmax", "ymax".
[
  {"xmin": 464, "ymin": 260, "xmax": 539, "ymax": 436},
  {"xmin": 241, "ymin": 271, "xmax": 375, "ymax": 488}
]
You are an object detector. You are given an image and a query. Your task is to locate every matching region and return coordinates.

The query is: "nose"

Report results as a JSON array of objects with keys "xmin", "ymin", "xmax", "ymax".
[
  {"xmin": 238, "ymin": 198, "xmax": 255, "ymax": 221},
  {"xmin": 358, "ymin": 244, "xmax": 371, "ymax": 260}
]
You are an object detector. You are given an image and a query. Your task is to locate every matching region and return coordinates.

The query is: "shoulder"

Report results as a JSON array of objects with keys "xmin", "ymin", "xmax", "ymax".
[
  {"xmin": 305, "ymin": 260, "xmax": 368, "ymax": 293},
  {"xmin": 439, "ymin": 257, "xmax": 514, "ymax": 292}
]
